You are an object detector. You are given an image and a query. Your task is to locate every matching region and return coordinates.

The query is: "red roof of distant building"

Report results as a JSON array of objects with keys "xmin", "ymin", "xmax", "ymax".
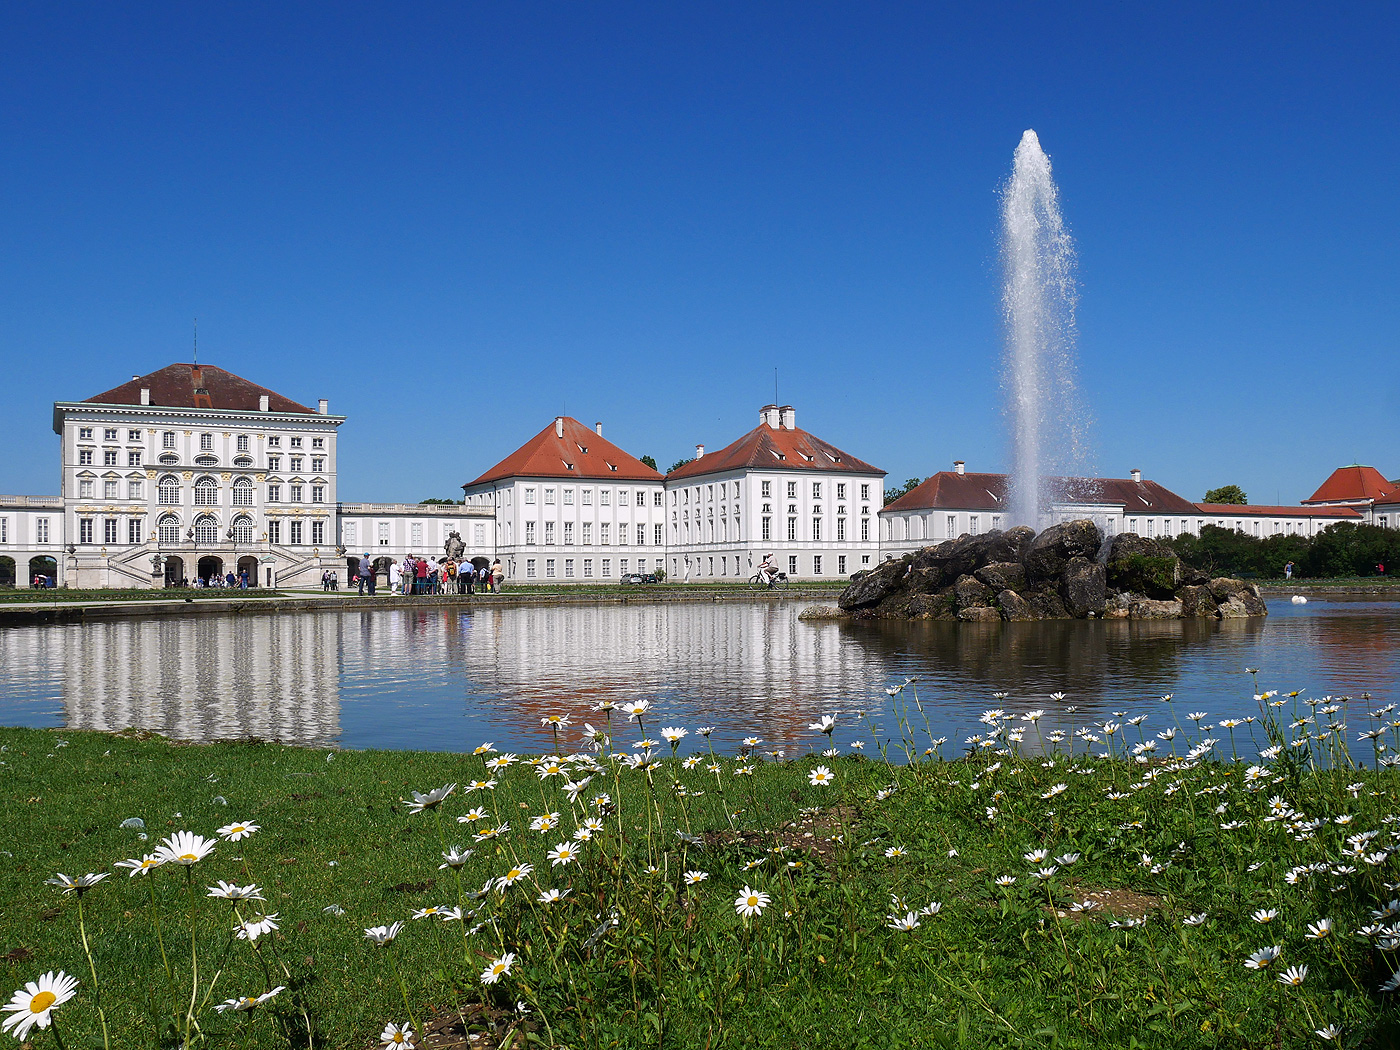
[
  {"xmin": 82, "ymin": 363, "xmax": 318, "ymax": 414},
  {"xmin": 465, "ymin": 417, "xmax": 664, "ymax": 487},
  {"xmin": 882, "ymin": 471, "xmax": 1197, "ymax": 515},
  {"xmin": 1194, "ymin": 503, "xmax": 1363, "ymax": 519},
  {"xmin": 1302, "ymin": 465, "xmax": 1394, "ymax": 506},
  {"xmin": 667, "ymin": 421, "xmax": 882, "ymax": 480}
]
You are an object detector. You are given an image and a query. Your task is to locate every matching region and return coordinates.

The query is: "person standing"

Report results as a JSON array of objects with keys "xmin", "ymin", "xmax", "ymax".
[
  {"xmin": 358, "ymin": 553, "xmax": 374, "ymax": 595},
  {"xmin": 491, "ymin": 558, "xmax": 503, "ymax": 593},
  {"xmin": 388, "ymin": 559, "xmax": 401, "ymax": 594},
  {"xmin": 1284, "ymin": 561, "xmax": 1294, "ymax": 580}
]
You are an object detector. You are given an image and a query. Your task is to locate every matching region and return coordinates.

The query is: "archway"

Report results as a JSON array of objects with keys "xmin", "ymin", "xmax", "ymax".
[
  {"xmin": 197, "ymin": 556, "xmax": 224, "ymax": 584},
  {"xmin": 163, "ymin": 555, "xmax": 185, "ymax": 588},
  {"xmin": 28, "ymin": 555, "xmax": 57, "ymax": 589},
  {"xmin": 237, "ymin": 555, "xmax": 259, "ymax": 587},
  {"xmin": 0, "ymin": 555, "xmax": 15, "ymax": 587}
]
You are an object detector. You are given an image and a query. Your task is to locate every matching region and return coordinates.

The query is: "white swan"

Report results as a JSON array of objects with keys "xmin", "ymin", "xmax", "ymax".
[{"xmin": 1291, "ymin": 595, "xmax": 1308, "ymax": 604}]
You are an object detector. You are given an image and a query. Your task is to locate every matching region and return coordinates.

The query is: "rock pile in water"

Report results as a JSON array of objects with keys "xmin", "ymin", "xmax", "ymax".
[{"xmin": 838, "ymin": 520, "xmax": 1267, "ymax": 622}]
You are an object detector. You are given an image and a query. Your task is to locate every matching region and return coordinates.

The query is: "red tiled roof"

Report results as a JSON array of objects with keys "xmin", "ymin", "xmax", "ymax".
[
  {"xmin": 666, "ymin": 422, "xmax": 883, "ymax": 480},
  {"xmin": 1302, "ymin": 465, "xmax": 1394, "ymax": 506},
  {"xmin": 465, "ymin": 417, "xmax": 664, "ymax": 487},
  {"xmin": 82, "ymin": 363, "xmax": 317, "ymax": 414},
  {"xmin": 1194, "ymin": 503, "xmax": 1363, "ymax": 519},
  {"xmin": 882, "ymin": 472, "xmax": 1197, "ymax": 515}
]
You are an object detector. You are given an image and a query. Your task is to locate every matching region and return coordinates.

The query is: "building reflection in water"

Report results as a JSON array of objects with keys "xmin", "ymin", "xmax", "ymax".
[{"xmin": 0, "ymin": 599, "xmax": 1394, "ymax": 756}]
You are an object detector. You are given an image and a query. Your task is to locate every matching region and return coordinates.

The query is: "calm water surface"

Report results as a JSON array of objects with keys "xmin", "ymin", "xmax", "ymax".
[{"xmin": 1, "ymin": 599, "xmax": 1396, "ymax": 755}]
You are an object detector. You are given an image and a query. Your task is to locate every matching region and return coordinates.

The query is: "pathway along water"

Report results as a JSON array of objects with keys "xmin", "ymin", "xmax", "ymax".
[{"xmin": 1, "ymin": 599, "xmax": 1396, "ymax": 757}]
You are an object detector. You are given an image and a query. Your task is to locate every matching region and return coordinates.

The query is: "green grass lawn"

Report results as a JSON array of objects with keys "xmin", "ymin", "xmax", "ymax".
[
  {"xmin": 2, "ymin": 689, "xmax": 1398, "ymax": 1048},
  {"xmin": 0, "ymin": 588, "xmax": 290, "ymax": 604}
]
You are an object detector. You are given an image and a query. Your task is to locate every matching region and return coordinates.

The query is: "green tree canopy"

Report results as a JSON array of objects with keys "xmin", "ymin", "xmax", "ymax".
[
  {"xmin": 1203, "ymin": 485, "xmax": 1248, "ymax": 505},
  {"xmin": 640, "ymin": 454, "xmax": 657, "ymax": 470},
  {"xmin": 884, "ymin": 478, "xmax": 922, "ymax": 506},
  {"xmin": 419, "ymin": 497, "xmax": 463, "ymax": 505},
  {"xmin": 668, "ymin": 457, "xmax": 693, "ymax": 473}
]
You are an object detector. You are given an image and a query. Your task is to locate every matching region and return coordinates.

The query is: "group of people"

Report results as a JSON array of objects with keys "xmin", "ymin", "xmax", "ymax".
[
  {"xmin": 350, "ymin": 553, "xmax": 503, "ymax": 597},
  {"xmin": 319, "ymin": 570, "xmax": 341, "ymax": 591},
  {"xmin": 197, "ymin": 570, "xmax": 249, "ymax": 589}
]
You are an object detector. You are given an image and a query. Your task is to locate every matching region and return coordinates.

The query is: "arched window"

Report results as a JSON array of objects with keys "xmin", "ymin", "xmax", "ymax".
[
  {"xmin": 194, "ymin": 476, "xmax": 218, "ymax": 506},
  {"xmin": 158, "ymin": 476, "xmax": 180, "ymax": 505},
  {"xmin": 159, "ymin": 453, "xmax": 179, "ymax": 465},
  {"xmin": 233, "ymin": 455, "xmax": 253, "ymax": 468},
  {"xmin": 231, "ymin": 515, "xmax": 255, "ymax": 544},
  {"xmin": 195, "ymin": 455, "xmax": 219, "ymax": 467},
  {"xmin": 194, "ymin": 515, "xmax": 219, "ymax": 545},
  {"xmin": 158, "ymin": 513, "xmax": 181, "ymax": 544},
  {"xmin": 232, "ymin": 477, "xmax": 254, "ymax": 506}
]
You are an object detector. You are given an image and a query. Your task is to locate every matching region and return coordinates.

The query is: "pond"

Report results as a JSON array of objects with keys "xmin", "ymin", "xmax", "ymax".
[{"xmin": 1, "ymin": 599, "xmax": 1396, "ymax": 757}]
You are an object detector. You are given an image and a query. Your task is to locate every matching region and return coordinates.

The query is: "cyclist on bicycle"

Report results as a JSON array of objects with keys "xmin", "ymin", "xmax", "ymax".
[{"xmin": 758, "ymin": 554, "xmax": 778, "ymax": 588}]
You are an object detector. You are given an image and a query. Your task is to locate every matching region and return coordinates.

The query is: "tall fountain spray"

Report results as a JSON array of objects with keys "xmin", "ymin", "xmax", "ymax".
[{"xmin": 1001, "ymin": 130, "xmax": 1089, "ymax": 529}]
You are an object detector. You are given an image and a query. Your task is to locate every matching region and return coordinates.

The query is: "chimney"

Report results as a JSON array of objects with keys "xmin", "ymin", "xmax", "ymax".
[
  {"xmin": 1130, "ymin": 468, "xmax": 1142, "ymax": 483},
  {"xmin": 595, "ymin": 422, "xmax": 603, "ymax": 436},
  {"xmin": 779, "ymin": 405, "xmax": 795, "ymax": 429},
  {"xmin": 318, "ymin": 398, "xmax": 329, "ymax": 415},
  {"xmin": 954, "ymin": 460, "xmax": 965, "ymax": 475},
  {"xmin": 695, "ymin": 444, "xmax": 705, "ymax": 459},
  {"xmin": 258, "ymin": 395, "xmax": 269, "ymax": 412},
  {"xmin": 140, "ymin": 387, "xmax": 150, "ymax": 406},
  {"xmin": 760, "ymin": 404, "xmax": 780, "ymax": 428},
  {"xmin": 555, "ymin": 417, "xmax": 564, "ymax": 438},
  {"xmin": 132, "ymin": 375, "xmax": 140, "ymax": 381}
]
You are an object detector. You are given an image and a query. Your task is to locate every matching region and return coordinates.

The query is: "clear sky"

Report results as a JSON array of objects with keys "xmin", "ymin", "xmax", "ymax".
[{"xmin": 2, "ymin": 2, "xmax": 1396, "ymax": 506}]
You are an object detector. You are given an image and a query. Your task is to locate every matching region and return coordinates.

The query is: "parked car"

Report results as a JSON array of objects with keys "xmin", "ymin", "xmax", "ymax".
[{"xmin": 620, "ymin": 572, "xmax": 659, "ymax": 585}]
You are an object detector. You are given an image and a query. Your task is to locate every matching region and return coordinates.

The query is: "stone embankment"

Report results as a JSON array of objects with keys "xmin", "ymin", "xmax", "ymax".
[{"xmin": 837, "ymin": 521, "xmax": 1267, "ymax": 622}]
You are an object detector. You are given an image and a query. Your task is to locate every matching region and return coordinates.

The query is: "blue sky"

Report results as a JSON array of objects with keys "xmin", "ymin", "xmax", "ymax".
[{"xmin": 2, "ymin": 2, "xmax": 1396, "ymax": 505}]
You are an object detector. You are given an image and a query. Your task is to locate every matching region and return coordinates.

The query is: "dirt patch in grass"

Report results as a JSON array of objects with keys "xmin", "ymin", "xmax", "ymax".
[
  {"xmin": 702, "ymin": 803, "xmax": 860, "ymax": 864},
  {"xmin": 1053, "ymin": 885, "xmax": 1164, "ymax": 922},
  {"xmin": 367, "ymin": 1001, "xmax": 536, "ymax": 1049}
]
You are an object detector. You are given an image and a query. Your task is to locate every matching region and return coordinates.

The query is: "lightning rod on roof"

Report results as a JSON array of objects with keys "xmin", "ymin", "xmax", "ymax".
[{"xmin": 193, "ymin": 318, "xmax": 197, "ymax": 365}]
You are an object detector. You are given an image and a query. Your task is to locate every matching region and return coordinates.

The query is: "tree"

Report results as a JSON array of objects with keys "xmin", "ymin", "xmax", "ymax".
[
  {"xmin": 420, "ymin": 497, "xmax": 463, "ymax": 505},
  {"xmin": 884, "ymin": 478, "xmax": 922, "ymax": 506},
  {"xmin": 640, "ymin": 455, "xmax": 657, "ymax": 470},
  {"xmin": 668, "ymin": 457, "xmax": 693, "ymax": 473},
  {"xmin": 1203, "ymin": 485, "xmax": 1248, "ymax": 505}
]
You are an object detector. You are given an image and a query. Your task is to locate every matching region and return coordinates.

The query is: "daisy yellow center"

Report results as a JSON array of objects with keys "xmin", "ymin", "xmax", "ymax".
[
  {"xmin": 492, "ymin": 963, "xmax": 506, "ymax": 975},
  {"xmin": 392, "ymin": 1036, "xmax": 406, "ymax": 1045},
  {"xmin": 29, "ymin": 991, "xmax": 57, "ymax": 1013},
  {"xmin": 179, "ymin": 853, "xmax": 199, "ymax": 862},
  {"xmin": 746, "ymin": 896, "xmax": 758, "ymax": 906}
]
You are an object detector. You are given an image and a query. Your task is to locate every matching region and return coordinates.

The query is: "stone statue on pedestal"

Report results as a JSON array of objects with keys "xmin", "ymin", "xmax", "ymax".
[{"xmin": 444, "ymin": 530, "xmax": 465, "ymax": 561}]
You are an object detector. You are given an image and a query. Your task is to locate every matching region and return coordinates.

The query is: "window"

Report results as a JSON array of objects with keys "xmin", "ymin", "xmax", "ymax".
[
  {"xmin": 861, "ymin": 517, "xmax": 870, "ymax": 542},
  {"xmin": 761, "ymin": 480, "xmax": 771, "ymax": 498},
  {"xmin": 268, "ymin": 436, "xmax": 281, "ymax": 448},
  {"xmin": 527, "ymin": 558, "xmax": 537, "ymax": 578},
  {"xmin": 582, "ymin": 489, "xmax": 592, "ymax": 505},
  {"xmin": 812, "ymin": 517, "xmax": 821, "ymax": 541},
  {"xmin": 836, "ymin": 483, "xmax": 846, "ymax": 500},
  {"xmin": 268, "ymin": 520, "xmax": 281, "ymax": 544},
  {"xmin": 546, "ymin": 558, "xmax": 556, "ymax": 578},
  {"xmin": 621, "ymin": 490, "xmax": 630, "ymax": 505},
  {"xmin": 128, "ymin": 517, "xmax": 143, "ymax": 544},
  {"xmin": 836, "ymin": 517, "xmax": 846, "ymax": 541},
  {"xmin": 128, "ymin": 429, "xmax": 141, "ymax": 442},
  {"xmin": 762, "ymin": 516, "xmax": 771, "ymax": 541},
  {"xmin": 232, "ymin": 478, "xmax": 253, "ymax": 506},
  {"xmin": 268, "ymin": 456, "xmax": 281, "ymax": 472},
  {"xmin": 544, "ymin": 521, "xmax": 555, "ymax": 544},
  {"xmin": 601, "ymin": 522, "xmax": 611, "ymax": 545},
  {"xmin": 654, "ymin": 523, "xmax": 663, "ymax": 545},
  {"xmin": 102, "ymin": 428, "xmax": 116, "ymax": 441},
  {"xmin": 600, "ymin": 489, "xmax": 611, "ymax": 506},
  {"xmin": 525, "ymin": 487, "xmax": 536, "ymax": 504},
  {"xmin": 654, "ymin": 491, "xmax": 663, "ymax": 506},
  {"xmin": 104, "ymin": 480, "xmax": 119, "ymax": 499},
  {"xmin": 191, "ymin": 515, "xmax": 217, "ymax": 544},
  {"xmin": 636, "ymin": 491, "xmax": 645, "ymax": 507},
  {"xmin": 636, "ymin": 524, "xmax": 645, "ymax": 545},
  {"xmin": 1129, "ymin": 518, "xmax": 1139, "ymax": 534},
  {"xmin": 992, "ymin": 514, "xmax": 1002, "ymax": 530},
  {"xmin": 563, "ymin": 522, "xmax": 573, "ymax": 544},
  {"xmin": 200, "ymin": 433, "xmax": 213, "ymax": 452},
  {"xmin": 838, "ymin": 555, "xmax": 847, "ymax": 575},
  {"xmin": 79, "ymin": 427, "xmax": 93, "ymax": 440},
  {"xmin": 311, "ymin": 437, "xmax": 323, "ymax": 448},
  {"xmin": 128, "ymin": 450, "xmax": 142, "ymax": 467},
  {"xmin": 788, "ymin": 555, "xmax": 798, "ymax": 574},
  {"xmin": 970, "ymin": 515, "xmax": 979, "ymax": 536},
  {"xmin": 194, "ymin": 455, "xmax": 218, "ymax": 467},
  {"xmin": 312, "ymin": 458, "xmax": 324, "ymax": 472},
  {"xmin": 36, "ymin": 517, "xmax": 50, "ymax": 543},
  {"xmin": 289, "ymin": 485, "xmax": 303, "ymax": 503},
  {"xmin": 78, "ymin": 449, "xmax": 93, "ymax": 465},
  {"xmin": 410, "ymin": 522, "xmax": 423, "ymax": 547},
  {"xmin": 545, "ymin": 488, "xmax": 555, "ymax": 505},
  {"xmin": 1146, "ymin": 519, "xmax": 1155, "ymax": 537},
  {"xmin": 267, "ymin": 484, "xmax": 281, "ymax": 502},
  {"xmin": 602, "ymin": 558, "xmax": 611, "ymax": 577},
  {"xmin": 103, "ymin": 450, "xmax": 118, "ymax": 466},
  {"xmin": 158, "ymin": 514, "xmax": 179, "ymax": 544},
  {"xmin": 237, "ymin": 435, "xmax": 249, "ymax": 452},
  {"xmin": 787, "ymin": 517, "xmax": 797, "ymax": 541},
  {"xmin": 787, "ymin": 481, "xmax": 797, "ymax": 499},
  {"xmin": 311, "ymin": 521, "xmax": 325, "ymax": 545},
  {"xmin": 812, "ymin": 482, "xmax": 822, "ymax": 499},
  {"xmin": 289, "ymin": 520, "xmax": 302, "ymax": 545},
  {"xmin": 194, "ymin": 477, "xmax": 218, "ymax": 505},
  {"xmin": 312, "ymin": 485, "xmax": 325, "ymax": 504},
  {"xmin": 582, "ymin": 522, "xmax": 592, "ymax": 544},
  {"xmin": 159, "ymin": 453, "xmax": 178, "ymax": 466},
  {"xmin": 620, "ymin": 558, "xmax": 629, "ymax": 574},
  {"xmin": 525, "ymin": 521, "xmax": 537, "ymax": 544},
  {"xmin": 79, "ymin": 480, "xmax": 94, "ymax": 498},
  {"xmin": 813, "ymin": 555, "xmax": 823, "ymax": 575},
  {"xmin": 946, "ymin": 514, "xmax": 957, "ymax": 537},
  {"xmin": 0, "ymin": 517, "xmax": 8, "ymax": 543},
  {"xmin": 563, "ymin": 488, "xmax": 574, "ymax": 505},
  {"xmin": 583, "ymin": 558, "xmax": 593, "ymax": 577},
  {"xmin": 565, "ymin": 558, "xmax": 575, "ymax": 578},
  {"xmin": 290, "ymin": 437, "xmax": 302, "ymax": 448},
  {"xmin": 378, "ymin": 522, "xmax": 390, "ymax": 546},
  {"xmin": 104, "ymin": 518, "xmax": 118, "ymax": 543},
  {"xmin": 290, "ymin": 457, "xmax": 303, "ymax": 473},
  {"xmin": 344, "ymin": 521, "xmax": 357, "ymax": 545},
  {"xmin": 163, "ymin": 431, "xmax": 176, "ymax": 449},
  {"xmin": 474, "ymin": 522, "xmax": 485, "ymax": 544},
  {"xmin": 232, "ymin": 515, "xmax": 254, "ymax": 543}
]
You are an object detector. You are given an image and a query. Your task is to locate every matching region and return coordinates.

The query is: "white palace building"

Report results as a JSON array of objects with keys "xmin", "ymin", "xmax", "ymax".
[{"xmin": 0, "ymin": 362, "xmax": 1392, "ymax": 589}]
